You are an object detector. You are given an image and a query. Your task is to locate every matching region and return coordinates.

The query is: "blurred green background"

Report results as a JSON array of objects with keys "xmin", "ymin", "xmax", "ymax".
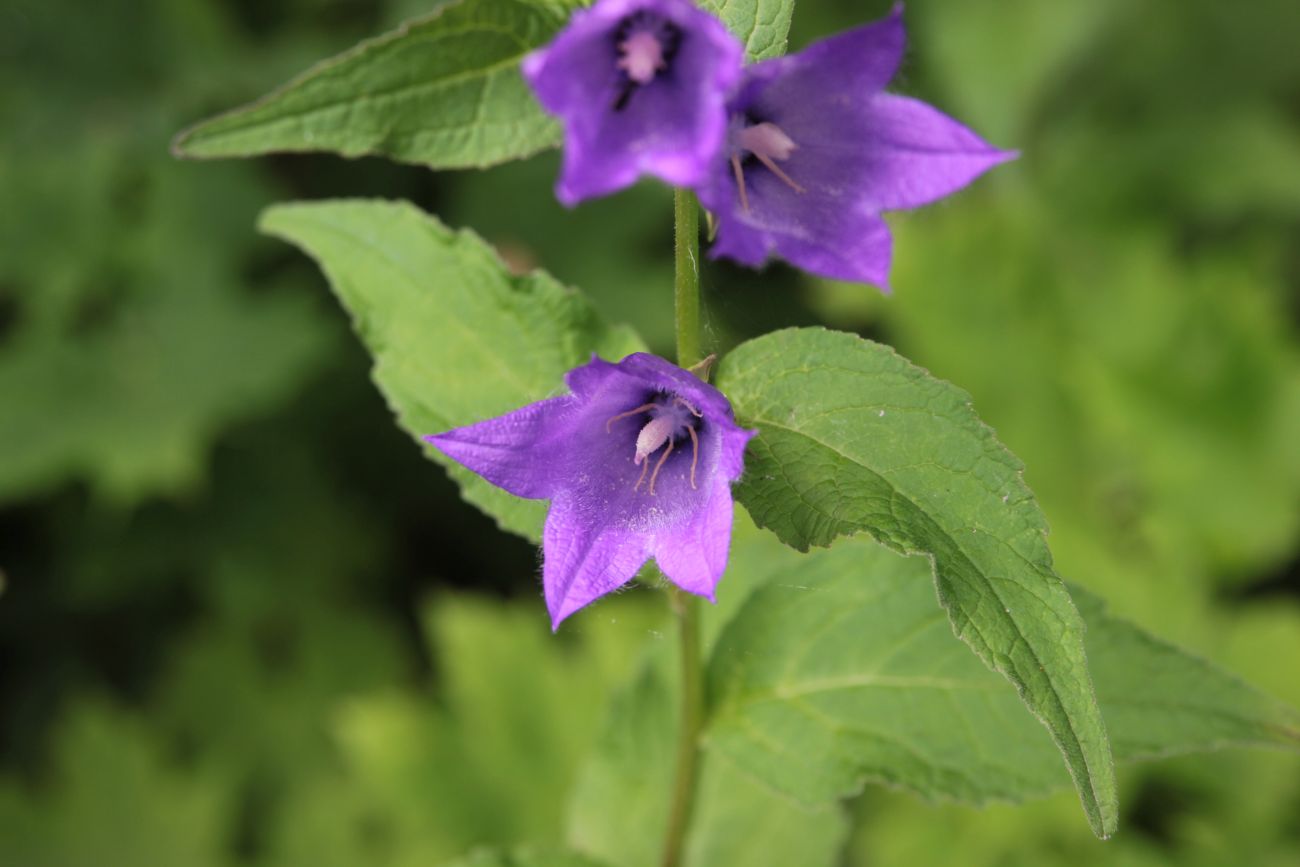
[{"xmin": 1, "ymin": 0, "xmax": 1298, "ymax": 864}]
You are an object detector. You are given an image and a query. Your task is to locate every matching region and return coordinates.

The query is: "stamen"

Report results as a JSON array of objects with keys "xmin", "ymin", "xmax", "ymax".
[
  {"xmin": 734, "ymin": 120, "xmax": 806, "ymax": 200},
  {"xmin": 672, "ymin": 396, "xmax": 702, "ymax": 418},
  {"xmin": 732, "ymin": 153, "xmax": 749, "ymax": 212},
  {"xmin": 686, "ymin": 425, "xmax": 699, "ymax": 490},
  {"xmin": 648, "ymin": 438, "xmax": 674, "ymax": 496},
  {"xmin": 605, "ymin": 402, "xmax": 658, "ymax": 433},
  {"xmin": 737, "ymin": 122, "xmax": 798, "ymax": 161},
  {"xmin": 634, "ymin": 455, "xmax": 651, "ymax": 491},
  {"xmin": 753, "ymin": 152, "xmax": 806, "ymax": 194}
]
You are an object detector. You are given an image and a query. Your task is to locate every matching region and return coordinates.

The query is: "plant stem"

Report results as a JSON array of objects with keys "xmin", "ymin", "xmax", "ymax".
[
  {"xmin": 661, "ymin": 588, "xmax": 702, "ymax": 867},
  {"xmin": 673, "ymin": 189, "xmax": 703, "ymax": 368},
  {"xmin": 661, "ymin": 189, "xmax": 705, "ymax": 867}
]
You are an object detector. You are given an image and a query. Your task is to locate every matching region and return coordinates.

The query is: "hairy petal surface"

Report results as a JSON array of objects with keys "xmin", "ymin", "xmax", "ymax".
[{"xmin": 424, "ymin": 396, "xmax": 577, "ymax": 499}]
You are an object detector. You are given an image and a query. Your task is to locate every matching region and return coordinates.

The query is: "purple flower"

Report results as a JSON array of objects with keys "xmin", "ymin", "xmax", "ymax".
[
  {"xmin": 696, "ymin": 5, "xmax": 1015, "ymax": 288},
  {"xmin": 425, "ymin": 354, "xmax": 756, "ymax": 628},
  {"xmin": 522, "ymin": 0, "xmax": 743, "ymax": 206}
]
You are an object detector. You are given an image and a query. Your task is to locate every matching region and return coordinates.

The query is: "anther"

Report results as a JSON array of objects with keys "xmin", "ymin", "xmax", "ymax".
[
  {"xmin": 734, "ymin": 120, "xmax": 805, "ymax": 210},
  {"xmin": 732, "ymin": 154, "xmax": 749, "ymax": 212},
  {"xmin": 686, "ymin": 425, "xmax": 699, "ymax": 490}
]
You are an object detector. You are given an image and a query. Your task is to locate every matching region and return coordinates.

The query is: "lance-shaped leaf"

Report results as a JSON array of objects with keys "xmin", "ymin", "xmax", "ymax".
[
  {"xmin": 714, "ymin": 327, "xmax": 1119, "ymax": 837},
  {"xmin": 174, "ymin": 0, "xmax": 568, "ymax": 169},
  {"xmin": 707, "ymin": 536, "xmax": 1300, "ymax": 814},
  {"xmin": 260, "ymin": 199, "xmax": 641, "ymax": 541}
]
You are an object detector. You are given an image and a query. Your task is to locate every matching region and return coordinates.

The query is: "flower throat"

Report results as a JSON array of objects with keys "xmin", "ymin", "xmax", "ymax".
[
  {"xmin": 612, "ymin": 12, "xmax": 682, "ymax": 110},
  {"xmin": 605, "ymin": 394, "xmax": 701, "ymax": 495}
]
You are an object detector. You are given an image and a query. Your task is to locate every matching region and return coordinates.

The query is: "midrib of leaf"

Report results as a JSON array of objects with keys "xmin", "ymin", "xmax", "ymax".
[
  {"xmin": 745, "ymin": 412, "xmax": 1110, "ymax": 831},
  {"xmin": 174, "ymin": 0, "xmax": 565, "ymax": 168},
  {"xmin": 191, "ymin": 29, "xmax": 532, "ymax": 151}
]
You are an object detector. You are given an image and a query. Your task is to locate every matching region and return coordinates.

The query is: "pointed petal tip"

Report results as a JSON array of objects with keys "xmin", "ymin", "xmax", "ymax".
[
  {"xmin": 554, "ymin": 181, "xmax": 581, "ymax": 209},
  {"xmin": 520, "ymin": 48, "xmax": 545, "ymax": 84}
]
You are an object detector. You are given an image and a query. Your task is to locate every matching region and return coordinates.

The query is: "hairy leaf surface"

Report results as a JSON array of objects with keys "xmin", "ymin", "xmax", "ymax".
[
  {"xmin": 174, "ymin": 0, "xmax": 566, "ymax": 169},
  {"xmin": 261, "ymin": 199, "xmax": 641, "ymax": 540},
  {"xmin": 707, "ymin": 537, "xmax": 1300, "ymax": 813},
  {"xmin": 715, "ymin": 327, "xmax": 1118, "ymax": 837}
]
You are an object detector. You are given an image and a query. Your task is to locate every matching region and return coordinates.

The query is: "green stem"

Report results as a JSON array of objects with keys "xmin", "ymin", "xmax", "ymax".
[
  {"xmin": 673, "ymin": 189, "xmax": 702, "ymax": 368},
  {"xmin": 660, "ymin": 189, "xmax": 705, "ymax": 867},
  {"xmin": 661, "ymin": 588, "xmax": 703, "ymax": 867}
]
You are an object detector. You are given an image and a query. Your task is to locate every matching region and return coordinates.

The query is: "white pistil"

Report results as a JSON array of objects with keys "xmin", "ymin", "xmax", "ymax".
[
  {"xmin": 618, "ymin": 31, "xmax": 666, "ymax": 85},
  {"xmin": 733, "ymin": 121, "xmax": 805, "ymax": 212},
  {"xmin": 737, "ymin": 122, "xmax": 798, "ymax": 161}
]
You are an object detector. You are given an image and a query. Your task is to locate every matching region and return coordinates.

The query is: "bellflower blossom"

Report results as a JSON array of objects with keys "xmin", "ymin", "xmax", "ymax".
[
  {"xmin": 696, "ymin": 5, "xmax": 1015, "ymax": 288},
  {"xmin": 425, "ymin": 354, "xmax": 756, "ymax": 628},
  {"xmin": 522, "ymin": 0, "xmax": 743, "ymax": 206}
]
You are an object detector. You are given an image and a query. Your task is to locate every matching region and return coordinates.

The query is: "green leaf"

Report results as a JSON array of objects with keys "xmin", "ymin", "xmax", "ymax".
[
  {"xmin": 700, "ymin": 0, "xmax": 794, "ymax": 60},
  {"xmin": 173, "ymin": 0, "xmax": 568, "ymax": 169},
  {"xmin": 259, "ymin": 198, "xmax": 641, "ymax": 540},
  {"xmin": 568, "ymin": 642, "xmax": 848, "ymax": 867},
  {"xmin": 1076, "ymin": 587, "xmax": 1300, "ymax": 758},
  {"xmin": 714, "ymin": 327, "xmax": 1118, "ymax": 837},
  {"xmin": 707, "ymin": 535, "xmax": 1300, "ymax": 816},
  {"xmin": 442, "ymin": 848, "xmax": 614, "ymax": 867}
]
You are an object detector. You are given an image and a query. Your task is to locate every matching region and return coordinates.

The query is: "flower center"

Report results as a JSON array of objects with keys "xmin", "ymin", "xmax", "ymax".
[
  {"xmin": 618, "ymin": 31, "xmax": 665, "ymax": 85},
  {"xmin": 604, "ymin": 395, "xmax": 701, "ymax": 495},
  {"xmin": 611, "ymin": 13, "xmax": 681, "ymax": 110},
  {"xmin": 731, "ymin": 119, "xmax": 805, "ymax": 212}
]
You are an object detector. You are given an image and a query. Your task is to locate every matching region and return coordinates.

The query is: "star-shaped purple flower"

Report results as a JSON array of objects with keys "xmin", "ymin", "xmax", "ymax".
[
  {"xmin": 425, "ymin": 354, "xmax": 756, "ymax": 628},
  {"xmin": 522, "ymin": 0, "xmax": 743, "ymax": 206},
  {"xmin": 696, "ymin": 5, "xmax": 1016, "ymax": 288}
]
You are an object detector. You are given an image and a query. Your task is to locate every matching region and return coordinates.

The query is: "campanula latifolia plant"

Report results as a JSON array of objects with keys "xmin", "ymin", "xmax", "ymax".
[{"xmin": 173, "ymin": 0, "xmax": 1300, "ymax": 865}]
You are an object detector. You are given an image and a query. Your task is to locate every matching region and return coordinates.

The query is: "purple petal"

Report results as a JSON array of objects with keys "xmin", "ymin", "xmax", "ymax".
[
  {"xmin": 710, "ymin": 197, "xmax": 895, "ymax": 288},
  {"xmin": 734, "ymin": 5, "xmax": 905, "ymax": 123},
  {"xmin": 543, "ymin": 492, "xmax": 653, "ymax": 628},
  {"xmin": 854, "ymin": 94, "xmax": 1017, "ymax": 211},
  {"xmin": 424, "ymin": 396, "xmax": 577, "ymax": 499},
  {"xmin": 652, "ymin": 478, "xmax": 734, "ymax": 600},
  {"xmin": 426, "ymin": 352, "xmax": 755, "ymax": 627}
]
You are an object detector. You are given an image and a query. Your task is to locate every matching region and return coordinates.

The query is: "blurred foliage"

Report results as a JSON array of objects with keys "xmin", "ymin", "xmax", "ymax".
[{"xmin": 1, "ymin": 0, "xmax": 1298, "ymax": 866}]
